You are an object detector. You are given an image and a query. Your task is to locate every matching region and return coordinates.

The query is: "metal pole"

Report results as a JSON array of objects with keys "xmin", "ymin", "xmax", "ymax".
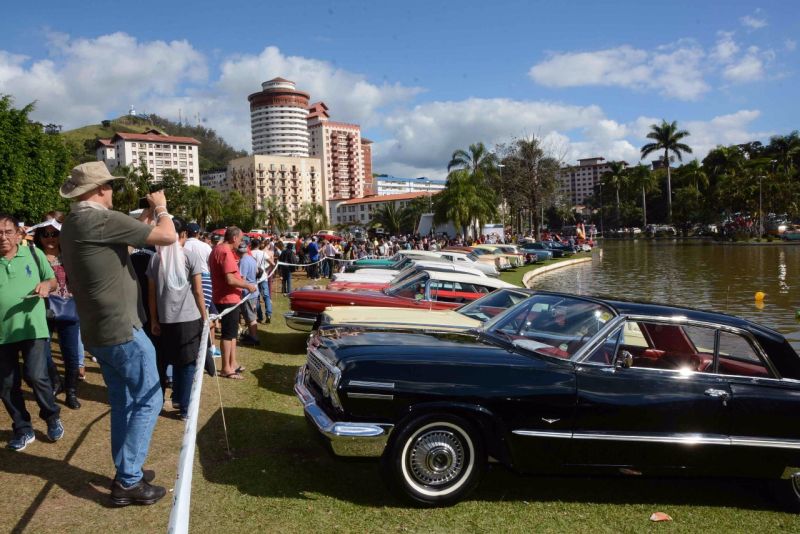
[
  {"xmin": 759, "ymin": 175, "xmax": 763, "ymax": 237},
  {"xmin": 599, "ymin": 181, "xmax": 604, "ymax": 238}
]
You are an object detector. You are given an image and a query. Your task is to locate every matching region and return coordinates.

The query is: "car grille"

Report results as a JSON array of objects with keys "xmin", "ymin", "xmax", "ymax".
[{"xmin": 306, "ymin": 349, "xmax": 330, "ymax": 393}]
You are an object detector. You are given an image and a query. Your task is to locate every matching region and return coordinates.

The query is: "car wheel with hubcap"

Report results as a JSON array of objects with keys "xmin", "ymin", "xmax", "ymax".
[
  {"xmin": 771, "ymin": 473, "xmax": 800, "ymax": 512},
  {"xmin": 381, "ymin": 413, "xmax": 485, "ymax": 506}
]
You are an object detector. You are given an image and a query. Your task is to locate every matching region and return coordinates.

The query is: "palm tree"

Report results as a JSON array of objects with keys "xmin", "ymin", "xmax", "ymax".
[
  {"xmin": 640, "ymin": 120, "xmax": 692, "ymax": 221},
  {"xmin": 111, "ymin": 165, "xmax": 146, "ymax": 213},
  {"xmin": 767, "ymin": 131, "xmax": 800, "ymax": 177},
  {"xmin": 262, "ymin": 196, "xmax": 290, "ymax": 234},
  {"xmin": 434, "ymin": 170, "xmax": 475, "ymax": 239},
  {"xmin": 626, "ymin": 164, "xmax": 659, "ymax": 228},
  {"xmin": 295, "ymin": 202, "xmax": 328, "ymax": 235},
  {"xmin": 601, "ymin": 161, "xmax": 627, "ymax": 228},
  {"xmin": 447, "ymin": 142, "xmax": 497, "ymax": 176},
  {"xmin": 370, "ymin": 202, "xmax": 403, "ymax": 235},
  {"xmin": 678, "ymin": 160, "xmax": 709, "ymax": 192},
  {"xmin": 185, "ymin": 186, "xmax": 222, "ymax": 229}
]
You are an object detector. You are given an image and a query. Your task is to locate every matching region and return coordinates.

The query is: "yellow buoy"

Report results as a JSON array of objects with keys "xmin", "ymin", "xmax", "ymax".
[{"xmin": 755, "ymin": 291, "xmax": 766, "ymax": 302}]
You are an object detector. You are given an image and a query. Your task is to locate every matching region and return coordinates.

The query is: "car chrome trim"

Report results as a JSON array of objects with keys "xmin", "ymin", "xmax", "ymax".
[
  {"xmin": 512, "ymin": 430, "xmax": 572, "ymax": 439},
  {"xmin": 730, "ymin": 437, "xmax": 800, "ymax": 450},
  {"xmin": 572, "ymin": 432, "xmax": 731, "ymax": 445},
  {"xmin": 284, "ymin": 311, "xmax": 316, "ymax": 332},
  {"xmin": 294, "ymin": 365, "xmax": 393, "ymax": 457},
  {"xmin": 348, "ymin": 380, "xmax": 395, "ymax": 389},
  {"xmin": 347, "ymin": 392, "xmax": 394, "ymax": 400}
]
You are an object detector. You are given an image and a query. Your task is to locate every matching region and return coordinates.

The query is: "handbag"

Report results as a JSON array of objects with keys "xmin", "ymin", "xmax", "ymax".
[
  {"xmin": 47, "ymin": 294, "xmax": 79, "ymax": 323},
  {"xmin": 27, "ymin": 242, "xmax": 79, "ymax": 323}
]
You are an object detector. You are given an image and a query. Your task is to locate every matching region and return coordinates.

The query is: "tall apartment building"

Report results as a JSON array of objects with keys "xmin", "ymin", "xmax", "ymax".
[
  {"xmin": 557, "ymin": 157, "xmax": 626, "ymax": 207},
  {"xmin": 361, "ymin": 138, "xmax": 374, "ymax": 195},
  {"xmin": 308, "ymin": 108, "xmax": 366, "ymax": 201},
  {"xmin": 96, "ymin": 130, "xmax": 201, "ymax": 185},
  {"xmin": 248, "ymin": 78, "xmax": 310, "ymax": 157},
  {"xmin": 227, "ymin": 155, "xmax": 322, "ymax": 225}
]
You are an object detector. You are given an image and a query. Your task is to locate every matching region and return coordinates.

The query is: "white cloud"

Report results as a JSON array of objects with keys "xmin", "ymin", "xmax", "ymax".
[
  {"xmin": 785, "ymin": 39, "xmax": 797, "ymax": 52},
  {"xmin": 722, "ymin": 46, "xmax": 765, "ymax": 82},
  {"xmin": 740, "ymin": 10, "xmax": 767, "ymax": 30},
  {"xmin": 529, "ymin": 42, "xmax": 709, "ymax": 100},
  {"xmin": 374, "ymin": 98, "xmax": 768, "ymax": 178},
  {"xmin": 710, "ymin": 32, "xmax": 739, "ymax": 63},
  {"xmin": 0, "ymin": 32, "xmax": 207, "ymax": 128}
]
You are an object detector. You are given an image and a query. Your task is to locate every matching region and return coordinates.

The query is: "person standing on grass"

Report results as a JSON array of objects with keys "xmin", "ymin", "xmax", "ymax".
[
  {"xmin": 236, "ymin": 242, "xmax": 260, "ymax": 346},
  {"xmin": 146, "ymin": 218, "xmax": 206, "ymax": 420},
  {"xmin": 208, "ymin": 227, "xmax": 256, "ymax": 379},
  {"xmin": 59, "ymin": 162, "xmax": 178, "ymax": 506},
  {"xmin": 0, "ymin": 213, "xmax": 62, "ymax": 452},
  {"xmin": 279, "ymin": 242, "xmax": 297, "ymax": 294}
]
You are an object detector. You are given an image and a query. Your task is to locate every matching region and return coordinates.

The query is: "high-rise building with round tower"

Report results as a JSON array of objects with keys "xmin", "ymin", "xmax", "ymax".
[{"xmin": 248, "ymin": 77, "xmax": 310, "ymax": 156}]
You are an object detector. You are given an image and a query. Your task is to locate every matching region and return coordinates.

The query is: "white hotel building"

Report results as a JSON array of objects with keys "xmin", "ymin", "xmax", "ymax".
[{"xmin": 96, "ymin": 129, "xmax": 201, "ymax": 185}]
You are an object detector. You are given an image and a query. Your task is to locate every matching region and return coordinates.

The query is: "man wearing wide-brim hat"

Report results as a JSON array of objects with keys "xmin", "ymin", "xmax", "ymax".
[{"xmin": 59, "ymin": 161, "xmax": 178, "ymax": 506}]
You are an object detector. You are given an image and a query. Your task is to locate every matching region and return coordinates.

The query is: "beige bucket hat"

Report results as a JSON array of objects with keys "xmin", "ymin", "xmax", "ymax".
[{"xmin": 60, "ymin": 161, "xmax": 121, "ymax": 199}]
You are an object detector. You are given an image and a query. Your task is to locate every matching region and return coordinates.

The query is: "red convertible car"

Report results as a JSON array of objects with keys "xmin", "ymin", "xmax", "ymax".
[{"xmin": 285, "ymin": 270, "xmax": 516, "ymax": 331}]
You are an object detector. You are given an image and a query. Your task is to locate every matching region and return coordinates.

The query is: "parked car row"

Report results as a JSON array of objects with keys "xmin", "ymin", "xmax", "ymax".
[{"xmin": 293, "ymin": 285, "xmax": 800, "ymax": 510}]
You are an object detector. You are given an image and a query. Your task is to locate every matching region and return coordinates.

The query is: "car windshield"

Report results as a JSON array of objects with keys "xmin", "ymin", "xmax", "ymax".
[
  {"xmin": 457, "ymin": 289, "xmax": 532, "ymax": 322},
  {"xmin": 386, "ymin": 271, "xmax": 428, "ymax": 299},
  {"xmin": 388, "ymin": 265, "xmax": 418, "ymax": 284},
  {"xmin": 466, "ymin": 252, "xmax": 479, "ymax": 261},
  {"xmin": 482, "ymin": 294, "xmax": 615, "ymax": 359}
]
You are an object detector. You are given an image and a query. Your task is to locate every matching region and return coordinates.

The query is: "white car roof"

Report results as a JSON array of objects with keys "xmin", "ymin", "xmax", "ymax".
[
  {"xmin": 423, "ymin": 270, "xmax": 516, "ymax": 288},
  {"xmin": 412, "ymin": 260, "xmax": 485, "ymax": 277}
]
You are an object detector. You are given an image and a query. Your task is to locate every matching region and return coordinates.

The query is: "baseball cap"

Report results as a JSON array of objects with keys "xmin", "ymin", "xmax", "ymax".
[{"xmin": 186, "ymin": 222, "xmax": 201, "ymax": 235}]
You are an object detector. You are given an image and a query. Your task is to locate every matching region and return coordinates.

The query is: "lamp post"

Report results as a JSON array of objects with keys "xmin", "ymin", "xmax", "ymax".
[
  {"xmin": 497, "ymin": 163, "xmax": 506, "ymax": 229},
  {"xmin": 599, "ymin": 180, "xmax": 605, "ymax": 239},
  {"xmin": 758, "ymin": 174, "xmax": 764, "ymax": 238}
]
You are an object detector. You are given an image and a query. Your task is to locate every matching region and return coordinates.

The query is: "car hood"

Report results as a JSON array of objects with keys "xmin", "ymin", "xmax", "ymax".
[
  {"xmin": 311, "ymin": 329, "xmax": 517, "ymax": 367},
  {"xmin": 322, "ymin": 306, "xmax": 480, "ymax": 331}
]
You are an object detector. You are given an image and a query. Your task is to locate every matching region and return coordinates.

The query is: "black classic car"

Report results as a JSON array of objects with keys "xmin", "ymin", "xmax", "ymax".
[{"xmin": 294, "ymin": 291, "xmax": 800, "ymax": 508}]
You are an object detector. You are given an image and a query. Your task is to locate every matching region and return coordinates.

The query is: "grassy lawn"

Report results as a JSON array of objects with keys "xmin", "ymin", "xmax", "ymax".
[
  {"xmin": 499, "ymin": 252, "xmax": 592, "ymax": 287},
  {"xmin": 3, "ymin": 271, "xmax": 800, "ymax": 532}
]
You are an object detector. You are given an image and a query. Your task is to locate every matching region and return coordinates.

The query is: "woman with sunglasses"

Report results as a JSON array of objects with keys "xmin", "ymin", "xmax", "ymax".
[{"xmin": 33, "ymin": 214, "xmax": 83, "ymax": 409}]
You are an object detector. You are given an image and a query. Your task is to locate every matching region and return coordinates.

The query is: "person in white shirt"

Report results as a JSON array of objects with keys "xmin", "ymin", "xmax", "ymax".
[
  {"xmin": 183, "ymin": 223, "xmax": 218, "ymax": 356},
  {"xmin": 250, "ymin": 239, "xmax": 273, "ymax": 323}
]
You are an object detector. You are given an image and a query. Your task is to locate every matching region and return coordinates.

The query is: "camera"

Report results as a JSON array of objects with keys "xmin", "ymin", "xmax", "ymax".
[{"xmin": 137, "ymin": 184, "xmax": 165, "ymax": 209}]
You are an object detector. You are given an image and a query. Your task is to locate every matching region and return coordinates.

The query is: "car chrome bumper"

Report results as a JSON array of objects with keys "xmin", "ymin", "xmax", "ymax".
[
  {"xmin": 284, "ymin": 312, "xmax": 316, "ymax": 332},
  {"xmin": 294, "ymin": 366, "xmax": 393, "ymax": 457}
]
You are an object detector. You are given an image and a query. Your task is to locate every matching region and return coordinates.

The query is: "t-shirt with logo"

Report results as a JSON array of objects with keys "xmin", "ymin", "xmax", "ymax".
[{"xmin": 0, "ymin": 245, "xmax": 55, "ymax": 344}]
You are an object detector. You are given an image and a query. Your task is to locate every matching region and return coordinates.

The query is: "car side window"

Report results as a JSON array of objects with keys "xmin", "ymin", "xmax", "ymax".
[
  {"xmin": 716, "ymin": 331, "xmax": 771, "ymax": 378},
  {"xmin": 584, "ymin": 325, "xmax": 622, "ymax": 364}
]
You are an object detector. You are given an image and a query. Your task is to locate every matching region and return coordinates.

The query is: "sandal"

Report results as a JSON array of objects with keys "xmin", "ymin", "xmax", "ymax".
[
  {"xmin": 220, "ymin": 372, "xmax": 244, "ymax": 380},
  {"xmin": 235, "ymin": 366, "xmax": 246, "ymax": 373}
]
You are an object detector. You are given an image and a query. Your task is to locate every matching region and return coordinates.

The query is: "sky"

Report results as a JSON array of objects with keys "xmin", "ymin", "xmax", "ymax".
[{"xmin": 1, "ymin": 0, "xmax": 797, "ymax": 179}]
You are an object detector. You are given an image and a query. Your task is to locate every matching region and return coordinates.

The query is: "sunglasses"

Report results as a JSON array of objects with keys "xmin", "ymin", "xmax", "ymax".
[{"xmin": 41, "ymin": 231, "xmax": 60, "ymax": 238}]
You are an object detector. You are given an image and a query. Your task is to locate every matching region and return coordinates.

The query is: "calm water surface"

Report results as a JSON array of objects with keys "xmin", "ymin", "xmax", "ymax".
[{"xmin": 528, "ymin": 240, "xmax": 800, "ymax": 350}]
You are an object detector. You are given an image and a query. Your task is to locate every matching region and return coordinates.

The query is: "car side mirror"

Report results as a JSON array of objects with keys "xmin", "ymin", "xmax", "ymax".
[{"xmin": 614, "ymin": 350, "xmax": 633, "ymax": 370}]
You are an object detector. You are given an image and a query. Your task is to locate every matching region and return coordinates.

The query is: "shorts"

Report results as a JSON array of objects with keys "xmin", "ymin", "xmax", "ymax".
[
  {"xmin": 241, "ymin": 298, "xmax": 257, "ymax": 324},
  {"xmin": 159, "ymin": 318, "xmax": 204, "ymax": 366},
  {"xmin": 215, "ymin": 303, "xmax": 241, "ymax": 340}
]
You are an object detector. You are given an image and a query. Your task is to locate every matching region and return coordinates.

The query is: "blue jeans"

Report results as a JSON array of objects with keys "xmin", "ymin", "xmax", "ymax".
[
  {"xmin": 88, "ymin": 328, "xmax": 162, "ymax": 487},
  {"xmin": 256, "ymin": 280, "xmax": 272, "ymax": 321},
  {"xmin": 53, "ymin": 320, "xmax": 83, "ymax": 371},
  {"xmin": 0, "ymin": 339, "xmax": 60, "ymax": 434},
  {"xmin": 172, "ymin": 361, "xmax": 195, "ymax": 417},
  {"xmin": 281, "ymin": 273, "xmax": 292, "ymax": 293}
]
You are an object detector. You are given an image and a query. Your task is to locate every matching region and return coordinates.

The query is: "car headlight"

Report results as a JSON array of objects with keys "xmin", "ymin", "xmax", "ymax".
[{"xmin": 327, "ymin": 367, "xmax": 343, "ymax": 410}]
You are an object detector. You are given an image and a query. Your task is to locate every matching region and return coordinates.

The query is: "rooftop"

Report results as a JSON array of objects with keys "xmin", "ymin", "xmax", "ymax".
[
  {"xmin": 375, "ymin": 175, "xmax": 445, "ymax": 184},
  {"xmin": 330, "ymin": 191, "xmax": 430, "ymax": 206},
  {"xmin": 111, "ymin": 131, "xmax": 201, "ymax": 145}
]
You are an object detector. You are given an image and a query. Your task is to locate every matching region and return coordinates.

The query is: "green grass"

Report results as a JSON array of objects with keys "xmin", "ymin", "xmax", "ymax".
[
  {"xmin": 61, "ymin": 119, "xmax": 160, "ymax": 147},
  {"xmin": 499, "ymin": 253, "xmax": 591, "ymax": 287},
  {"xmin": 3, "ymin": 272, "xmax": 800, "ymax": 532}
]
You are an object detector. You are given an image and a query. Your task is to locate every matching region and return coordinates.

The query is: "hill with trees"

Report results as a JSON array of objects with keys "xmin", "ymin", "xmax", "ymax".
[{"xmin": 61, "ymin": 114, "xmax": 247, "ymax": 171}]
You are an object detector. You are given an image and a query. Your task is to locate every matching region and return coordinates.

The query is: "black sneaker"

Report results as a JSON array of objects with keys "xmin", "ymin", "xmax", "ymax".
[
  {"xmin": 46, "ymin": 418, "xmax": 64, "ymax": 442},
  {"xmin": 110, "ymin": 469, "xmax": 155, "ymax": 490},
  {"xmin": 110, "ymin": 479, "xmax": 166, "ymax": 506},
  {"xmin": 7, "ymin": 430, "xmax": 35, "ymax": 451}
]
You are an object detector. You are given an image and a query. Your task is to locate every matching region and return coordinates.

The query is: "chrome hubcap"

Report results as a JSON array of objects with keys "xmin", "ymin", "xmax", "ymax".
[
  {"xmin": 792, "ymin": 474, "xmax": 800, "ymax": 499},
  {"xmin": 408, "ymin": 430, "xmax": 465, "ymax": 486}
]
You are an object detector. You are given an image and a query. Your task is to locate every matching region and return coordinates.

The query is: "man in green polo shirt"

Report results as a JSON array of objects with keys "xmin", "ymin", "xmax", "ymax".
[{"xmin": 0, "ymin": 213, "xmax": 62, "ymax": 451}]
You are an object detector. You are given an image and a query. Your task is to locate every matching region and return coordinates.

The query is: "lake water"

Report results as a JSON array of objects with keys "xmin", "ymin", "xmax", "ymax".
[{"xmin": 527, "ymin": 240, "xmax": 800, "ymax": 350}]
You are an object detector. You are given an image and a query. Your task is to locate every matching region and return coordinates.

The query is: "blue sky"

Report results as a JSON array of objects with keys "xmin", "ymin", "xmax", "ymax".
[{"xmin": 1, "ymin": 0, "xmax": 797, "ymax": 178}]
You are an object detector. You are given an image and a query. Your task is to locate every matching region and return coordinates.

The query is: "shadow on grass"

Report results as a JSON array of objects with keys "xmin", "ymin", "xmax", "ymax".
[
  {"xmin": 258, "ymin": 331, "xmax": 309, "ymax": 356},
  {"xmin": 1, "ymin": 409, "xmax": 114, "ymax": 533},
  {"xmin": 196, "ymin": 406, "xmax": 785, "ymax": 512},
  {"xmin": 252, "ymin": 362, "xmax": 298, "ymax": 397}
]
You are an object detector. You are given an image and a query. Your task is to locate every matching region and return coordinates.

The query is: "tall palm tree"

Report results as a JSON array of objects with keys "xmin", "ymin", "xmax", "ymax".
[
  {"xmin": 296, "ymin": 202, "xmax": 328, "ymax": 235},
  {"xmin": 111, "ymin": 165, "xmax": 145, "ymax": 214},
  {"xmin": 447, "ymin": 142, "xmax": 497, "ymax": 177},
  {"xmin": 678, "ymin": 160, "xmax": 709, "ymax": 192},
  {"xmin": 185, "ymin": 186, "xmax": 222, "ymax": 229},
  {"xmin": 626, "ymin": 164, "xmax": 659, "ymax": 228},
  {"xmin": 434, "ymin": 170, "xmax": 475, "ymax": 239},
  {"xmin": 640, "ymin": 120, "xmax": 692, "ymax": 221},
  {"xmin": 601, "ymin": 161, "xmax": 627, "ymax": 228},
  {"xmin": 370, "ymin": 202, "xmax": 403, "ymax": 235},
  {"xmin": 262, "ymin": 195, "xmax": 290, "ymax": 234}
]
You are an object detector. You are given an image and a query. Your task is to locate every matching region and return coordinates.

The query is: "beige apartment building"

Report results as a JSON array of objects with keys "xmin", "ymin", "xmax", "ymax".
[
  {"xmin": 557, "ymin": 157, "xmax": 627, "ymax": 207},
  {"xmin": 227, "ymin": 155, "xmax": 322, "ymax": 225}
]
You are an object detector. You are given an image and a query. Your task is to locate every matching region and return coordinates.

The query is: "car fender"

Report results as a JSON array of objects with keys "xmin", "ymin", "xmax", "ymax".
[{"xmin": 396, "ymin": 401, "xmax": 513, "ymax": 466}]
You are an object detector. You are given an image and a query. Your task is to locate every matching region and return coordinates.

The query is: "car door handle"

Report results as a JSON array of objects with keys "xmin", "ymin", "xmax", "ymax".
[{"xmin": 704, "ymin": 388, "xmax": 730, "ymax": 403}]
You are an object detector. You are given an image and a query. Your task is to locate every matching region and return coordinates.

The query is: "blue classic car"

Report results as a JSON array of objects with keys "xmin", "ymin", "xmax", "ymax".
[{"xmin": 295, "ymin": 291, "xmax": 800, "ymax": 508}]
